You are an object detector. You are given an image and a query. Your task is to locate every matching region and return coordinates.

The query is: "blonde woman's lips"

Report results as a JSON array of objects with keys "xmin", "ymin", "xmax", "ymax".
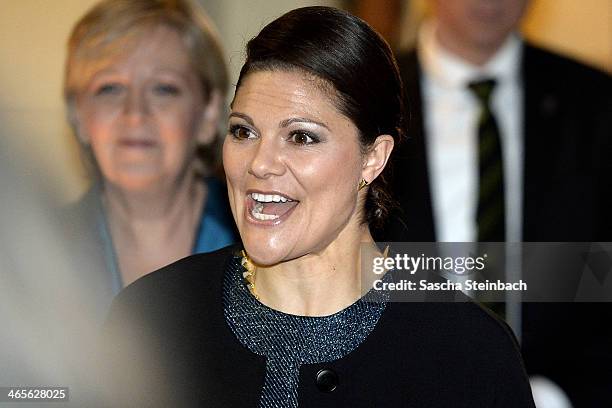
[{"xmin": 118, "ymin": 138, "xmax": 157, "ymax": 148}]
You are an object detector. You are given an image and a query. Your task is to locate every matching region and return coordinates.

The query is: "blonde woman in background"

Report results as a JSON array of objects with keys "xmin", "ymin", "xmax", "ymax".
[{"xmin": 63, "ymin": 0, "xmax": 237, "ymax": 317}]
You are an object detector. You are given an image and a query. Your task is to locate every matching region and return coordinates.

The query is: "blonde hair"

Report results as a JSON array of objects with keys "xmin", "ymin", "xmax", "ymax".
[{"xmin": 64, "ymin": 0, "xmax": 228, "ymax": 119}]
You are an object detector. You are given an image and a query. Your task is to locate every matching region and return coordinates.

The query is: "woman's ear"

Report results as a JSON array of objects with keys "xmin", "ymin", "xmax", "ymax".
[
  {"xmin": 361, "ymin": 134, "xmax": 394, "ymax": 183},
  {"xmin": 69, "ymin": 104, "xmax": 89, "ymax": 145},
  {"xmin": 197, "ymin": 89, "xmax": 222, "ymax": 146}
]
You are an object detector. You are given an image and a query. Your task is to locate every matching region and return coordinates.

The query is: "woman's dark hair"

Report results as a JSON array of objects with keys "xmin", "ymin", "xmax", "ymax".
[{"xmin": 234, "ymin": 6, "xmax": 406, "ymax": 227}]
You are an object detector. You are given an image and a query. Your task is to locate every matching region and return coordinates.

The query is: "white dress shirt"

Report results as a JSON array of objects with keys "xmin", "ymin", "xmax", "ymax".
[{"xmin": 418, "ymin": 21, "xmax": 523, "ymax": 243}]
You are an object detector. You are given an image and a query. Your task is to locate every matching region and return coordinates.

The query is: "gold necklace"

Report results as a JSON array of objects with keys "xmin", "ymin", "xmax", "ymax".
[
  {"xmin": 240, "ymin": 250, "xmax": 259, "ymax": 300},
  {"xmin": 240, "ymin": 246, "xmax": 390, "ymax": 301}
]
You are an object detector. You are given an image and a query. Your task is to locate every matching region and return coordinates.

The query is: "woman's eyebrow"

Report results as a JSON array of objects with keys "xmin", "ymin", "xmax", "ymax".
[
  {"xmin": 279, "ymin": 117, "xmax": 329, "ymax": 130},
  {"xmin": 228, "ymin": 112, "xmax": 255, "ymax": 126},
  {"xmin": 88, "ymin": 68, "xmax": 121, "ymax": 81}
]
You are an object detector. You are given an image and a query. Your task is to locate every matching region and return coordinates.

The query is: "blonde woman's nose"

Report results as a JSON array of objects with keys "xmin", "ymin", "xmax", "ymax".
[{"xmin": 123, "ymin": 89, "xmax": 149, "ymax": 123}]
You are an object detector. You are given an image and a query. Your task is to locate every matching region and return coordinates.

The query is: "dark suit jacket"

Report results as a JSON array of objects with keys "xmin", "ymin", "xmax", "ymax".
[
  {"xmin": 100, "ymin": 245, "xmax": 535, "ymax": 407},
  {"xmin": 373, "ymin": 43, "xmax": 612, "ymax": 407}
]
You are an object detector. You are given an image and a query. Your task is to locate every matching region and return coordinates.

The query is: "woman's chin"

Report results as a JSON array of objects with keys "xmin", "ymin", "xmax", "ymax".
[
  {"xmin": 105, "ymin": 174, "xmax": 164, "ymax": 193},
  {"xmin": 244, "ymin": 250, "xmax": 284, "ymax": 267},
  {"xmin": 242, "ymin": 239, "xmax": 291, "ymax": 267}
]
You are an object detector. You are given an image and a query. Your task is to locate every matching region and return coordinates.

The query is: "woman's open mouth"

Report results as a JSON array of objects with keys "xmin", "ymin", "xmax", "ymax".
[{"xmin": 246, "ymin": 191, "xmax": 299, "ymax": 223}]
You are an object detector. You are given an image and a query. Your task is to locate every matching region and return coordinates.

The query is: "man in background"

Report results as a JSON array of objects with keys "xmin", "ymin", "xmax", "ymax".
[{"xmin": 375, "ymin": 0, "xmax": 612, "ymax": 406}]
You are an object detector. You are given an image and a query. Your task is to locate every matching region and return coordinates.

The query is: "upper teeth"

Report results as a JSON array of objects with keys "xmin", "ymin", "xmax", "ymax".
[{"xmin": 251, "ymin": 193, "xmax": 291, "ymax": 203}]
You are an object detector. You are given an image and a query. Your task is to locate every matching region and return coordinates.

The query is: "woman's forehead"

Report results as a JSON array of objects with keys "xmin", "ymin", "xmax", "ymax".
[
  {"xmin": 233, "ymin": 69, "xmax": 342, "ymax": 118},
  {"xmin": 70, "ymin": 25, "xmax": 192, "ymax": 88}
]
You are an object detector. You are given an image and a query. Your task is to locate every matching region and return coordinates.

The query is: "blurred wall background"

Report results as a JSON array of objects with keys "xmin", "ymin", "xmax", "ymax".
[
  {"xmin": 520, "ymin": 0, "xmax": 611, "ymax": 72},
  {"xmin": 0, "ymin": 0, "xmax": 609, "ymax": 205}
]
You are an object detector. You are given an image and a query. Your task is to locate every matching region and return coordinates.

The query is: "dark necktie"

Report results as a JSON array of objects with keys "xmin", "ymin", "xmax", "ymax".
[
  {"xmin": 469, "ymin": 79, "xmax": 507, "ymax": 320},
  {"xmin": 468, "ymin": 79, "xmax": 506, "ymax": 242}
]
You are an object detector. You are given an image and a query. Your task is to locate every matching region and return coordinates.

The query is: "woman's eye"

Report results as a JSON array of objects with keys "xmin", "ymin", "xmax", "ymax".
[
  {"xmin": 229, "ymin": 125, "xmax": 256, "ymax": 140},
  {"xmin": 153, "ymin": 84, "xmax": 181, "ymax": 96},
  {"xmin": 289, "ymin": 131, "xmax": 318, "ymax": 145},
  {"xmin": 95, "ymin": 83, "xmax": 123, "ymax": 96}
]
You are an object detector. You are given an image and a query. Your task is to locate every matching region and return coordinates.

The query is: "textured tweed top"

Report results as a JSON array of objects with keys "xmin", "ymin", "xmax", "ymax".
[{"xmin": 223, "ymin": 253, "xmax": 387, "ymax": 407}]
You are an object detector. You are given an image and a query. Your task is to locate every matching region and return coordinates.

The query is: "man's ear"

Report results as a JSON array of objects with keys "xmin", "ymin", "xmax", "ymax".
[
  {"xmin": 361, "ymin": 134, "xmax": 394, "ymax": 183},
  {"xmin": 197, "ymin": 89, "xmax": 223, "ymax": 146}
]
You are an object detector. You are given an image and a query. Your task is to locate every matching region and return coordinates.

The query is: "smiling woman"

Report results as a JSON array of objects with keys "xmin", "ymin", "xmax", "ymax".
[
  {"xmin": 102, "ymin": 6, "xmax": 535, "ymax": 408},
  {"xmin": 225, "ymin": 70, "xmax": 373, "ymax": 270}
]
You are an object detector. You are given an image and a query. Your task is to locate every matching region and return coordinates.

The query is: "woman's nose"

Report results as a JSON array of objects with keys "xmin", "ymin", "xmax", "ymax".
[
  {"xmin": 248, "ymin": 137, "xmax": 286, "ymax": 179},
  {"xmin": 123, "ymin": 89, "xmax": 149, "ymax": 124}
]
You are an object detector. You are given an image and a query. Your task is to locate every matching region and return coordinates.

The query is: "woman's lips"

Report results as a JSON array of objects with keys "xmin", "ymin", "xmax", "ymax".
[
  {"xmin": 118, "ymin": 139, "xmax": 157, "ymax": 148},
  {"xmin": 245, "ymin": 192, "xmax": 299, "ymax": 225}
]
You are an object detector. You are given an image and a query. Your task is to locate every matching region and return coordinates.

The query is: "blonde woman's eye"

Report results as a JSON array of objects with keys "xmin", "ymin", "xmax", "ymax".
[
  {"xmin": 95, "ymin": 83, "xmax": 123, "ymax": 96},
  {"xmin": 153, "ymin": 84, "xmax": 181, "ymax": 96},
  {"xmin": 289, "ymin": 131, "xmax": 319, "ymax": 145},
  {"xmin": 229, "ymin": 124, "xmax": 256, "ymax": 140}
]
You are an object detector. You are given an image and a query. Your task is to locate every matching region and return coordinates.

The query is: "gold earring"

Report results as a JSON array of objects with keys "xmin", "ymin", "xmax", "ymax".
[{"xmin": 358, "ymin": 178, "xmax": 369, "ymax": 191}]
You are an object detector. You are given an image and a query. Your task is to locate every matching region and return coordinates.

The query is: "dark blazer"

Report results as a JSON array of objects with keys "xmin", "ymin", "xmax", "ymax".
[
  {"xmin": 100, "ymin": 245, "xmax": 535, "ymax": 407},
  {"xmin": 373, "ymin": 43, "xmax": 612, "ymax": 407}
]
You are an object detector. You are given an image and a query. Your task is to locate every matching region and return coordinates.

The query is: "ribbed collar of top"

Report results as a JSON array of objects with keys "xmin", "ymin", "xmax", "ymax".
[{"xmin": 418, "ymin": 19, "xmax": 522, "ymax": 89}]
